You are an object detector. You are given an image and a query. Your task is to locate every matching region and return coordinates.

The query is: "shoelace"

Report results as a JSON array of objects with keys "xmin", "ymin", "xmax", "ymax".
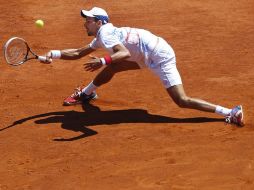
[
  {"xmin": 225, "ymin": 116, "xmax": 231, "ymax": 124},
  {"xmin": 71, "ymin": 87, "xmax": 82, "ymax": 98},
  {"xmin": 225, "ymin": 112, "xmax": 242, "ymax": 126}
]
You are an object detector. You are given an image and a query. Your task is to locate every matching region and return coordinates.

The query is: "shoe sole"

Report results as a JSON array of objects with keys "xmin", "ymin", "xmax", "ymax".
[
  {"xmin": 63, "ymin": 100, "xmax": 83, "ymax": 106},
  {"xmin": 63, "ymin": 94, "xmax": 98, "ymax": 106},
  {"xmin": 237, "ymin": 105, "xmax": 244, "ymax": 127}
]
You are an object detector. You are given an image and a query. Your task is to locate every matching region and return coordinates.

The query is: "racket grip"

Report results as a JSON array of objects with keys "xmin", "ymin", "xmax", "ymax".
[
  {"xmin": 38, "ymin": 56, "xmax": 47, "ymax": 62},
  {"xmin": 38, "ymin": 56, "xmax": 52, "ymax": 63}
]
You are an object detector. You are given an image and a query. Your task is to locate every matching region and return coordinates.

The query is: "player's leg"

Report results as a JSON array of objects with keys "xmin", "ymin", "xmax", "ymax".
[
  {"xmin": 167, "ymin": 84, "xmax": 217, "ymax": 112},
  {"xmin": 149, "ymin": 47, "xmax": 243, "ymax": 126},
  {"xmin": 159, "ymin": 64, "xmax": 243, "ymax": 126},
  {"xmin": 156, "ymin": 64, "xmax": 223, "ymax": 113},
  {"xmin": 63, "ymin": 61, "xmax": 140, "ymax": 106},
  {"xmin": 157, "ymin": 63, "xmax": 232, "ymax": 115},
  {"xmin": 166, "ymin": 84, "xmax": 244, "ymax": 126}
]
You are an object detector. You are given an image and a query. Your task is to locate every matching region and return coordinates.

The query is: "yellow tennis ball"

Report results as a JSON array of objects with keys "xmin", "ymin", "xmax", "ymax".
[{"xmin": 35, "ymin": 19, "xmax": 44, "ymax": 28}]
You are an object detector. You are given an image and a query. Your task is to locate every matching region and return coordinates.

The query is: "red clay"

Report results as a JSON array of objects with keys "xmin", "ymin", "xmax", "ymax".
[{"xmin": 0, "ymin": 0, "xmax": 254, "ymax": 189}]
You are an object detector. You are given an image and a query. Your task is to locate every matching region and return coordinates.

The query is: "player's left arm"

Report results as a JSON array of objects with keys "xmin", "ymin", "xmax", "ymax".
[
  {"xmin": 84, "ymin": 43, "xmax": 131, "ymax": 71},
  {"xmin": 110, "ymin": 43, "xmax": 131, "ymax": 62}
]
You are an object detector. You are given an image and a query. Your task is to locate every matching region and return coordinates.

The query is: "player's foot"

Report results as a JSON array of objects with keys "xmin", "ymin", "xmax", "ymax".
[
  {"xmin": 63, "ymin": 87, "xmax": 98, "ymax": 106},
  {"xmin": 225, "ymin": 105, "xmax": 244, "ymax": 127}
]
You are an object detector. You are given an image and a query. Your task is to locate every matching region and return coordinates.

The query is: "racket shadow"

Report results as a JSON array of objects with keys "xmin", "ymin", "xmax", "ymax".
[{"xmin": 2, "ymin": 102, "xmax": 224, "ymax": 141}]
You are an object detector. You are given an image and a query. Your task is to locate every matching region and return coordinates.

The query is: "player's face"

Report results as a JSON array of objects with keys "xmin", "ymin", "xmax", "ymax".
[{"xmin": 84, "ymin": 17, "xmax": 101, "ymax": 36}]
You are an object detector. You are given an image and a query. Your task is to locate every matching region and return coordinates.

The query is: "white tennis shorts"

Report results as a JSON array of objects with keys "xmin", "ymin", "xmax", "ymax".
[{"xmin": 148, "ymin": 37, "xmax": 182, "ymax": 89}]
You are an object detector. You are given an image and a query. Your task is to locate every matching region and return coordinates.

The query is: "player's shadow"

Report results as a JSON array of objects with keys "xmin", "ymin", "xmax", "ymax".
[{"xmin": 2, "ymin": 102, "xmax": 224, "ymax": 141}]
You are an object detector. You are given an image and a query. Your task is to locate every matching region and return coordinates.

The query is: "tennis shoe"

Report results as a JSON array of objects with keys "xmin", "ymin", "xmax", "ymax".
[
  {"xmin": 63, "ymin": 87, "xmax": 98, "ymax": 106},
  {"xmin": 225, "ymin": 105, "xmax": 244, "ymax": 127}
]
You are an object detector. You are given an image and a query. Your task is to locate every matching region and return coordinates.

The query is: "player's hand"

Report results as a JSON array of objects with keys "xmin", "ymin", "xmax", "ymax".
[
  {"xmin": 45, "ymin": 51, "xmax": 53, "ymax": 63},
  {"xmin": 84, "ymin": 55, "xmax": 103, "ymax": 71},
  {"xmin": 40, "ymin": 51, "xmax": 52, "ymax": 64}
]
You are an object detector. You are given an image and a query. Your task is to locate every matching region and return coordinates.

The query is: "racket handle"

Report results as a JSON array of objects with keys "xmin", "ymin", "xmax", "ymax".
[
  {"xmin": 38, "ymin": 56, "xmax": 52, "ymax": 63},
  {"xmin": 38, "ymin": 56, "xmax": 47, "ymax": 62}
]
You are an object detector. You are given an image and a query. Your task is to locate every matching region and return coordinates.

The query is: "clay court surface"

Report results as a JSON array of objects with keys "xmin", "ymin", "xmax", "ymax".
[{"xmin": 1, "ymin": 0, "xmax": 254, "ymax": 189}]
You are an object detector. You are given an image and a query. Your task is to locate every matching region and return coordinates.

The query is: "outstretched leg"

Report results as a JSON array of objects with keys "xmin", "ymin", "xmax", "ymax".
[
  {"xmin": 167, "ymin": 84, "xmax": 244, "ymax": 126},
  {"xmin": 167, "ymin": 84, "xmax": 217, "ymax": 112}
]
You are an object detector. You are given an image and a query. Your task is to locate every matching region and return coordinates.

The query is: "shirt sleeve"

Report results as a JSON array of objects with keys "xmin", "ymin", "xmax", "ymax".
[
  {"xmin": 100, "ymin": 33, "xmax": 121, "ymax": 49},
  {"xmin": 89, "ymin": 38, "xmax": 100, "ymax": 49}
]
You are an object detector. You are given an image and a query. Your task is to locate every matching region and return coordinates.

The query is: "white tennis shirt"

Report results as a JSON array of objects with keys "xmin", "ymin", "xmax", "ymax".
[{"xmin": 89, "ymin": 23, "xmax": 167, "ymax": 68}]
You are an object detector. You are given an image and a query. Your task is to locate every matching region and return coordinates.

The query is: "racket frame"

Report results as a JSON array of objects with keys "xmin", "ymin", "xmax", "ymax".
[{"xmin": 4, "ymin": 37, "xmax": 44, "ymax": 66}]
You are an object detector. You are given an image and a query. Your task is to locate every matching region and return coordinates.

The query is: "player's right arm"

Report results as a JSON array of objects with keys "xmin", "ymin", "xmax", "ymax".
[
  {"xmin": 44, "ymin": 45, "xmax": 95, "ymax": 63},
  {"xmin": 60, "ymin": 45, "xmax": 95, "ymax": 60}
]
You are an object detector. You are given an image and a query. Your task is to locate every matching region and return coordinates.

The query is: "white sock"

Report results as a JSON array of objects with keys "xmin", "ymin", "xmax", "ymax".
[
  {"xmin": 215, "ymin": 105, "xmax": 232, "ymax": 116},
  {"xmin": 82, "ymin": 81, "xmax": 97, "ymax": 95}
]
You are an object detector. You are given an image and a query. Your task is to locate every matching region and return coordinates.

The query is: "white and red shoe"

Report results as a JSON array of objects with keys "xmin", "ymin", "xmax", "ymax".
[
  {"xmin": 225, "ymin": 105, "xmax": 244, "ymax": 127},
  {"xmin": 63, "ymin": 87, "xmax": 98, "ymax": 106}
]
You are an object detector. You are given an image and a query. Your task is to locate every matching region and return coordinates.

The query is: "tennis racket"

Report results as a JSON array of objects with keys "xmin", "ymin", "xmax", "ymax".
[{"xmin": 3, "ymin": 37, "xmax": 47, "ymax": 66}]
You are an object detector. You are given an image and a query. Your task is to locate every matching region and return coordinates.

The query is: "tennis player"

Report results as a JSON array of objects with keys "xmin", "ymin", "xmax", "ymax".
[{"xmin": 44, "ymin": 7, "xmax": 244, "ymax": 126}]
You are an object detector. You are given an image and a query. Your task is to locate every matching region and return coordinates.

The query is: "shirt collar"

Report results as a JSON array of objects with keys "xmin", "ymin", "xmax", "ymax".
[{"xmin": 96, "ymin": 23, "xmax": 113, "ymax": 37}]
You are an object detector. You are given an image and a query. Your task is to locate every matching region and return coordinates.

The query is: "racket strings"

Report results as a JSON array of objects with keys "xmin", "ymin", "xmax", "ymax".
[{"xmin": 5, "ymin": 39, "xmax": 28, "ymax": 65}]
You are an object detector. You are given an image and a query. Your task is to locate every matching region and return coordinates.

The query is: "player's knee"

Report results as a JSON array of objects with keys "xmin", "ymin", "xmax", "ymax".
[{"xmin": 175, "ymin": 96, "xmax": 191, "ymax": 108}]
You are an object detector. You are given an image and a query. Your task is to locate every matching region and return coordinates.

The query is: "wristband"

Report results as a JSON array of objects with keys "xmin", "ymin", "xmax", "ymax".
[
  {"xmin": 100, "ymin": 58, "xmax": 106, "ymax": 65},
  {"xmin": 51, "ymin": 50, "xmax": 61, "ymax": 59},
  {"xmin": 104, "ymin": 55, "xmax": 112, "ymax": 65}
]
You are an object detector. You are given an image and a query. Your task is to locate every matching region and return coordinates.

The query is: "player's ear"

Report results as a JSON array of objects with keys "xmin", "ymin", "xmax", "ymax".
[{"xmin": 96, "ymin": 19, "xmax": 103, "ymax": 26}]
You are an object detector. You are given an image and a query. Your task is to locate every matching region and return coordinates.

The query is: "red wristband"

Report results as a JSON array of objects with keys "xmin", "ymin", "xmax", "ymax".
[{"xmin": 104, "ymin": 55, "xmax": 112, "ymax": 65}]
